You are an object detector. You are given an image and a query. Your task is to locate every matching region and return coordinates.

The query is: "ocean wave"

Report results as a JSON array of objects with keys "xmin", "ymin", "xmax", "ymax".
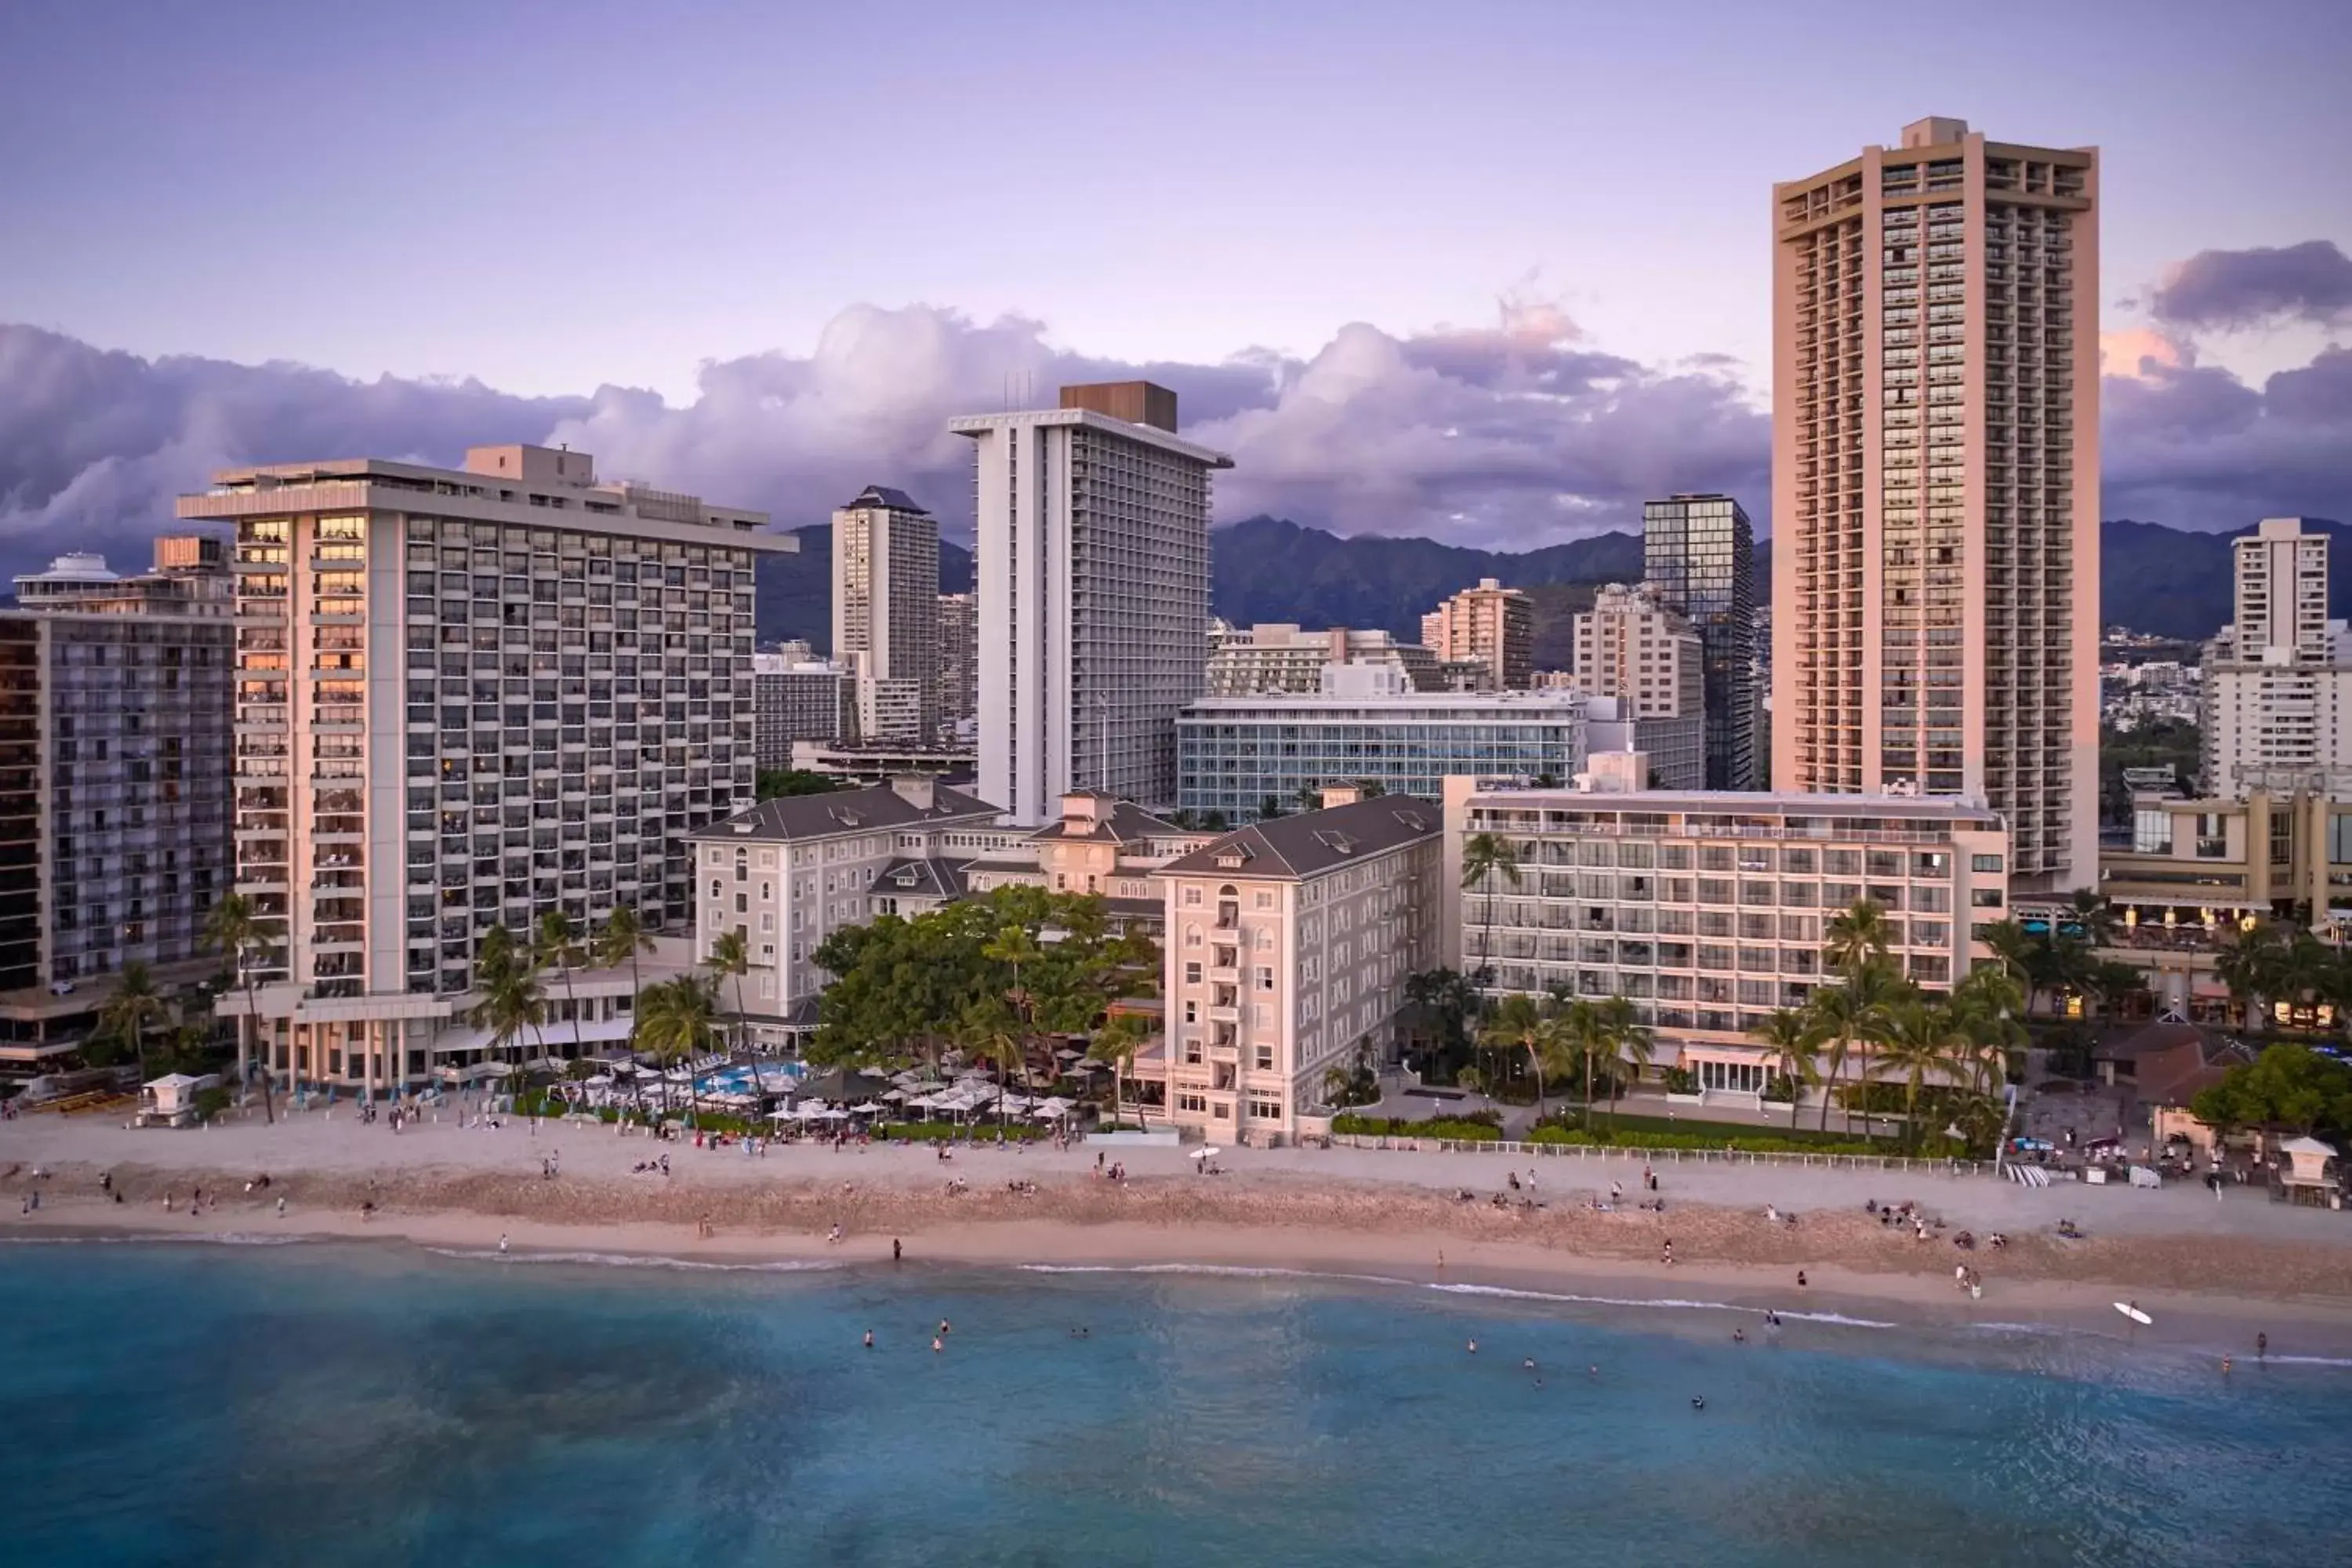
[
  {"xmin": 419, "ymin": 1247, "xmax": 840, "ymax": 1274},
  {"xmin": 0, "ymin": 1231, "xmax": 305, "ymax": 1247},
  {"xmin": 1425, "ymin": 1279, "xmax": 1894, "ymax": 1328},
  {"xmin": 2262, "ymin": 1353, "xmax": 2352, "ymax": 1369},
  {"xmin": 1017, "ymin": 1262, "xmax": 1405, "ymax": 1287}
]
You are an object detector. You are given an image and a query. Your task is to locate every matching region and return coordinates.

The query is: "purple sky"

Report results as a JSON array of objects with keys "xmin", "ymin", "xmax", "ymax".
[{"xmin": 3, "ymin": 0, "xmax": 2350, "ymax": 565}]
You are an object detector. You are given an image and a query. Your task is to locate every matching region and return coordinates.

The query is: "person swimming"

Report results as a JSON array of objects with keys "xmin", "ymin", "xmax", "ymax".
[
  {"xmin": 1691, "ymin": 1397, "xmax": 1706, "ymax": 1410},
  {"xmin": 1522, "ymin": 1357, "xmax": 1537, "ymax": 1371},
  {"xmin": 932, "ymin": 1337, "xmax": 944, "ymax": 1353},
  {"xmin": 939, "ymin": 1319, "xmax": 952, "ymax": 1336},
  {"xmin": 863, "ymin": 1330, "xmax": 874, "ymax": 1349},
  {"xmin": 1732, "ymin": 1328, "xmax": 1746, "ymax": 1343},
  {"xmin": 1466, "ymin": 1338, "xmax": 1479, "ymax": 1354}
]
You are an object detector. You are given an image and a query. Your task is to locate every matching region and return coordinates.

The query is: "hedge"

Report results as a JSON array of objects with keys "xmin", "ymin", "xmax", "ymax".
[{"xmin": 1331, "ymin": 1112, "xmax": 1503, "ymax": 1142}]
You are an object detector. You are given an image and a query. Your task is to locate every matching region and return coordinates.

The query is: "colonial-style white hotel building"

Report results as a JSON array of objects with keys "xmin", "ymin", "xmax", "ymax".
[
  {"xmin": 176, "ymin": 443, "xmax": 791, "ymax": 1092},
  {"xmin": 950, "ymin": 381, "xmax": 1232, "ymax": 826}
]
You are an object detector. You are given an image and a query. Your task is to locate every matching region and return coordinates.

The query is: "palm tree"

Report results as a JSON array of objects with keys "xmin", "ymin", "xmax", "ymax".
[
  {"xmin": 1977, "ymin": 918, "xmax": 2041, "ymax": 1011},
  {"xmin": 1548, "ymin": 996, "xmax": 1608, "ymax": 1130},
  {"xmin": 1751, "ymin": 1007, "xmax": 1820, "ymax": 1130},
  {"xmin": 2216, "ymin": 919, "xmax": 2286, "ymax": 1033},
  {"xmin": 706, "ymin": 927, "xmax": 763, "ymax": 1102},
  {"xmin": 981, "ymin": 923, "xmax": 1047, "ymax": 1113},
  {"xmin": 1460, "ymin": 831, "xmax": 1522, "ymax": 991},
  {"xmin": 535, "ymin": 910, "xmax": 588, "ymax": 1063},
  {"xmin": 201, "ymin": 891, "xmax": 273, "ymax": 1123},
  {"xmin": 637, "ymin": 973, "xmax": 721, "ymax": 1127},
  {"xmin": 1479, "ymin": 993, "xmax": 1552, "ymax": 1111},
  {"xmin": 1087, "ymin": 1012, "xmax": 1152, "ymax": 1127},
  {"xmin": 1598, "ymin": 995, "xmax": 1650, "ymax": 1127},
  {"xmin": 2067, "ymin": 888, "xmax": 2121, "ymax": 949},
  {"xmin": 467, "ymin": 925, "xmax": 546, "ymax": 1086},
  {"xmin": 1824, "ymin": 898, "xmax": 1893, "ymax": 982},
  {"xmin": 1403, "ymin": 967, "xmax": 1475, "ymax": 1080},
  {"xmin": 595, "ymin": 902, "xmax": 655, "ymax": 1014},
  {"xmin": 1950, "ymin": 964, "xmax": 2027, "ymax": 1097},
  {"xmin": 1877, "ymin": 999, "xmax": 1965, "ymax": 1152},
  {"xmin": 99, "ymin": 960, "xmax": 168, "ymax": 1084},
  {"xmin": 1805, "ymin": 962, "xmax": 1902, "ymax": 1135}
]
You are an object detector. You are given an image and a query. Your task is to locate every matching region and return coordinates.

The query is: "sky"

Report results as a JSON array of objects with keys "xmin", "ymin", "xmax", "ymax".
[{"xmin": 2, "ymin": 0, "xmax": 2350, "ymax": 571}]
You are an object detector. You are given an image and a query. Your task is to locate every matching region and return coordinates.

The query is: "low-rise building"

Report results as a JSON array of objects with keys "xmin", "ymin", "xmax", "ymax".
[
  {"xmin": 960, "ymin": 792, "xmax": 1210, "ymax": 934},
  {"xmin": 1443, "ymin": 770, "xmax": 2007, "ymax": 1098},
  {"xmin": 1177, "ymin": 681, "xmax": 1588, "ymax": 824},
  {"xmin": 688, "ymin": 776, "xmax": 1000, "ymax": 1045},
  {"xmin": 1132, "ymin": 788, "xmax": 1442, "ymax": 1143}
]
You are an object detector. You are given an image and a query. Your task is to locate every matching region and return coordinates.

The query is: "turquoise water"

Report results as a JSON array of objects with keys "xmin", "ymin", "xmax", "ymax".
[{"xmin": 3, "ymin": 1241, "xmax": 2347, "ymax": 1566}]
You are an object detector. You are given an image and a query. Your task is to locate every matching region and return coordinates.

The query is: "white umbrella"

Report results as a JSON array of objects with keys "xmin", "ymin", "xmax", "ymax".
[
  {"xmin": 818, "ymin": 1107, "xmax": 851, "ymax": 1121},
  {"xmin": 880, "ymin": 1087, "xmax": 910, "ymax": 1102},
  {"xmin": 851, "ymin": 1101, "xmax": 884, "ymax": 1115}
]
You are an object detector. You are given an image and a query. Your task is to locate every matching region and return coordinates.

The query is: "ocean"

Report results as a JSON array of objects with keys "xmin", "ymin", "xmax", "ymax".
[{"xmin": 2, "ymin": 1240, "xmax": 2346, "ymax": 1566}]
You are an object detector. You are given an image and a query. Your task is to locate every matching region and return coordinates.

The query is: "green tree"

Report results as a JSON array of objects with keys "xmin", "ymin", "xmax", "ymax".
[
  {"xmin": 1751, "ymin": 1007, "xmax": 1820, "ymax": 1130},
  {"xmin": 1876, "ymin": 999, "xmax": 1965, "ymax": 1152},
  {"xmin": 466, "ymin": 925, "xmax": 546, "ymax": 1088},
  {"xmin": 1806, "ymin": 961, "xmax": 1905, "ymax": 1134},
  {"xmin": 2190, "ymin": 1042, "xmax": 2352, "ymax": 1138},
  {"xmin": 637, "ymin": 973, "xmax": 722, "ymax": 1125},
  {"xmin": 201, "ymin": 890, "xmax": 274, "ymax": 1123},
  {"xmin": 1403, "ymin": 967, "xmax": 1476, "ymax": 1082},
  {"xmin": 1950, "ymin": 964, "xmax": 2027, "ymax": 1095},
  {"xmin": 756, "ymin": 768, "xmax": 840, "ymax": 800},
  {"xmin": 1087, "ymin": 1012, "xmax": 1152, "ymax": 1127},
  {"xmin": 2216, "ymin": 920, "xmax": 2288, "ymax": 1033},
  {"xmin": 1597, "ymin": 994, "xmax": 1650, "ymax": 1127},
  {"xmin": 1824, "ymin": 898, "xmax": 1893, "ymax": 982},
  {"xmin": 1978, "ymin": 918, "xmax": 2041, "ymax": 1008},
  {"xmin": 2067, "ymin": 888, "xmax": 2121, "ymax": 949},
  {"xmin": 536, "ymin": 909, "xmax": 588, "ymax": 1061},
  {"xmin": 98, "ymin": 960, "xmax": 169, "ymax": 1084},
  {"xmin": 1460, "ymin": 831, "xmax": 1522, "ymax": 990},
  {"xmin": 1479, "ymin": 993, "xmax": 1555, "ymax": 1109}
]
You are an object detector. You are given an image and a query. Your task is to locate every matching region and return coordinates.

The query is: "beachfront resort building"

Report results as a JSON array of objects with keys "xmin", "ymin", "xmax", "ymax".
[
  {"xmin": 1442, "ymin": 767, "xmax": 2007, "ymax": 1099},
  {"xmin": 1128, "ymin": 788, "xmax": 1443, "ymax": 1142},
  {"xmin": 175, "ymin": 442, "xmax": 791, "ymax": 1092},
  {"xmin": 1205, "ymin": 622, "xmax": 1446, "ymax": 695},
  {"xmin": 951, "ymin": 381, "xmax": 1233, "ymax": 826},
  {"xmin": 0, "ymin": 539, "xmax": 235, "ymax": 1067},
  {"xmin": 688, "ymin": 776, "xmax": 1001, "ymax": 1047},
  {"xmin": 1773, "ymin": 117, "xmax": 2100, "ymax": 891},
  {"xmin": 1175, "ymin": 677, "xmax": 1589, "ymax": 824}
]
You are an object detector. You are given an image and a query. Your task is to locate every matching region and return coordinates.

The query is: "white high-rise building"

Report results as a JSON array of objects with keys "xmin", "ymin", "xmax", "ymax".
[
  {"xmin": 175, "ymin": 443, "xmax": 789, "ymax": 1093},
  {"xmin": 2201, "ymin": 519, "xmax": 2352, "ymax": 800},
  {"xmin": 1573, "ymin": 582, "xmax": 1705, "ymax": 720},
  {"xmin": 831, "ymin": 486, "xmax": 938, "ymax": 740},
  {"xmin": 950, "ymin": 381, "xmax": 1233, "ymax": 825}
]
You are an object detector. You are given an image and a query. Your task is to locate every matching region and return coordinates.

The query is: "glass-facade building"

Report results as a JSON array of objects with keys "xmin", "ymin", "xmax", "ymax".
[
  {"xmin": 1643, "ymin": 494, "xmax": 1757, "ymax": 791},
  {"xmin": 1176, "ymin": 691, "xmax": 1588, "ymax": 824}
]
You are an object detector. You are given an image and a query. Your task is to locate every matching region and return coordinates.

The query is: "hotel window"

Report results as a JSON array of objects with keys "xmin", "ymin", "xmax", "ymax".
[
  {"xmin": 2194, "ymin": 814, "xmax": 2229, "ymax": 859},
  {"xmin": 1185, "ymin": 962, "xmax": 1203, "ymax": 985},
  {"xmin": 1178, "ymin": 1091, "xmax": 1207, "ymax": 1113},
  {"xmin": 1254, "ymin": 1046, "xmax": 1273, "ymax": 1071}
]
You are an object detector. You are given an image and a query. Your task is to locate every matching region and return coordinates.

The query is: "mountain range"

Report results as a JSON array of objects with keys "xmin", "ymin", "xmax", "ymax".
[{"xmin": 754, "ymin": 514, "xmax": 2345, "ymax": 654}]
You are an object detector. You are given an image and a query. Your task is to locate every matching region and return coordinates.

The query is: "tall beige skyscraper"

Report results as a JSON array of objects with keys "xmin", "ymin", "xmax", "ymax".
[
  {"xmin": 831, "ymin": 485, "xmax": 938, "ymax": 740},
  {"xmin": 1421, "ymin": 578, "xmax": 1533, "ymax": 691},
  {"xmin": 1772, "ymin": 116, "xmax": 2100, "ymax": 891}
]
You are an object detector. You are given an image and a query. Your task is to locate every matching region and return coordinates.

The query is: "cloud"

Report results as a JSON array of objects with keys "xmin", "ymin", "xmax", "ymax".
[
  {"xmin": 0, "ymin": 302, "xmax": 1768, "ymax": 582},
  {"xmin": 2103, "ymin": 343, "xmax": 2352, "ymax": 524},
  {"xmin": 2146, "ymin": 240, "xmax": 2352, "ymax": 331}
]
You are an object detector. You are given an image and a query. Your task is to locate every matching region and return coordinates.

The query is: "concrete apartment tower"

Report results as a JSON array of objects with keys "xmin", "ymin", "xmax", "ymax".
[
  {"xmin": 831, "ymin": 486, "xmax": 939, "ymax": 742},
  {"xmin": 1642, "ymin": 494, "xmax": 1757, "ymax": 789},
  {"xmin": 1771, "ymin": 116, "xmax": 2100, "ymax": 891},
  {"xmin": 951, "ymin": 381, "xmax": 1233, "ymax": 826},
  {"xmin": 176, "ymin": 443, "xmax": 789, "ymax": 1091},
  {"xmin": 1573, "ymin": 582, "xmax": 1704, "ymax": 720},
  {"xmin": 934, "ymin": 591, "xmax": 978, "ymax": 728},
  {"xmin": 1421, "ymin": 579, "xmax": 1534, "ymax": 691}
]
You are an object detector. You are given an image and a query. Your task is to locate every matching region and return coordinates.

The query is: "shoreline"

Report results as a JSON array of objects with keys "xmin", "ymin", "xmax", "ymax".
[{"xmin": 14, "ymin": 1170, "xmax": 2352, "ymax": 1359}]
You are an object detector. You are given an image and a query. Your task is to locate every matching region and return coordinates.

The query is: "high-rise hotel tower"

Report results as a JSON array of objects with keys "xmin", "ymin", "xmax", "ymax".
[
  {"xmin": 177, "ymin": 444, "xmax": 789, "ymax": 1088},
  {"xmin": 952, "ymin": 382, "xmax": 1232, "ymax": 826},
  {"xmin": 1772, "ymin": 117, "xmax": 2099, "ymax": 890}
]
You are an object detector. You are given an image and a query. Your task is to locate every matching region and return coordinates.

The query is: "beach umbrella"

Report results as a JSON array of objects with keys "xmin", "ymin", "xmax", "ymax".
[{"xmin": 851, "ymin": 1101, "xmax": 884, "ymax": 1115}]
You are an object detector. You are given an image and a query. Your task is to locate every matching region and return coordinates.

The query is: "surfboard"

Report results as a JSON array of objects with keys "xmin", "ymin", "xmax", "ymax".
[{"xmin": 2114, "ymin": 1301, "xmax": 2152, "ymax": 1326}]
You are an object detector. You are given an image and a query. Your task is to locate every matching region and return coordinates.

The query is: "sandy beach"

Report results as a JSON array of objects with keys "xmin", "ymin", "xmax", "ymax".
[{"xmin": 8, "ymin": 1105, "xmax": 2352, "ymax": 1352}]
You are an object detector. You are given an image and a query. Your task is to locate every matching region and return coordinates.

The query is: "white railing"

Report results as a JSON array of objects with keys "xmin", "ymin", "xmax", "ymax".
[{"xmin": 1322, "ymin": 1134, "xmax": 1991, "ymax": 1175}]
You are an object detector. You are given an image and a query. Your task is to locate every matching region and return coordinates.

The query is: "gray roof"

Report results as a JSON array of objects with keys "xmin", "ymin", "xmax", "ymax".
[
  {"xmin": 844, "ymin": 485, "xmax": 928, "ymax": 515},
  {"xmin": 1029, "ymin": 796, "xmax": 1190, "ymax": 845},
  {"xmin": 698, "ymin": 781, "xmax": 996, "ymax": 843},
  {"xmin": 873, "ymin": 856, "xmax": 967, "ymax": 899},
  {"xmin": 1160, "ymin": 797, "xmax": 1440, "ymax": 881}
]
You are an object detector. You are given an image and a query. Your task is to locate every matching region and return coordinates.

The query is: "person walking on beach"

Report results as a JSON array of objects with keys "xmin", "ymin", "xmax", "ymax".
[
  {"xmin": 499, "ymin": 1233, "xmax": 510, "ymax": 1255},
  {"xmin": 2257, "ymin": 1332, "xmax": 2268, "ymax": 1361}
]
